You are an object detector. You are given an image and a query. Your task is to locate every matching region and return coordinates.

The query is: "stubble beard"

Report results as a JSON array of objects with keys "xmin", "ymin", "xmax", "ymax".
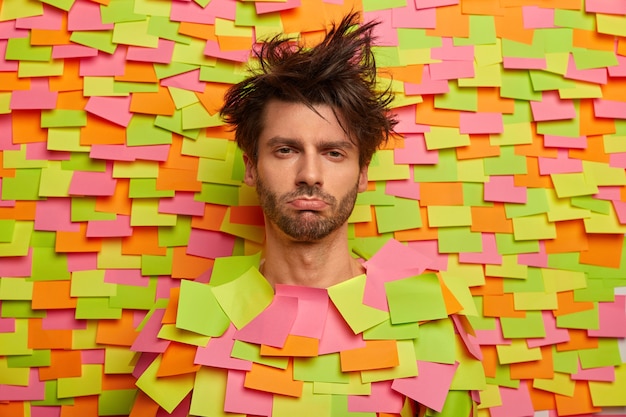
[{"xmin": 255, "ymin": 177, "xmax": 359, "ymax": 242}]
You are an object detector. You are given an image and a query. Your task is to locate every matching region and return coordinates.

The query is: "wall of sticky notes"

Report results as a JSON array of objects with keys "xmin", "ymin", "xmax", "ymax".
[{"xmin": 1, "ymin": 0, "xmax": 626, "ymax": 416}]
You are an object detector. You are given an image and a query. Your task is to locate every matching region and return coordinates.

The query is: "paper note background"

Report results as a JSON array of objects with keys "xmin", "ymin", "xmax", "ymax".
[{"xmin": 1, "ymin": 0, "xmax": 626, "ymax": 416}]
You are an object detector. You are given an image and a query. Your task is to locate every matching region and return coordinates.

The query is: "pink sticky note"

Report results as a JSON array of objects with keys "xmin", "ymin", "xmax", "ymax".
[
  {"xmin": 10, "ymin": 78, "xmax": 58, "ymax": 110},
  {"xmin": 459, "ymin": 233, "xmax": 503, "ymax": 265},
  {"xmin": 451, "ymin": 314, "xmax": 483, "ymax": 360},
  {"xmin": 612, "ymin": 200, "xmax": 626, "ymax": 224},
  {"xmin": 566, "ymin": 54, "xmax": 607, "ymax": 84},
  {"xmin": 594, "ymin": 186, "xmax": 622, "ymax": 201},
  {"xmin": 0, "ymin": 21, "xmax": 28, "ymax": 39},
  {"xmin": 459, "ymin": 112, "xmax": 503, "ymax": 134},
  {"xmin": 349, "ymin": 380, "xmax": 405, "ymax": 413},
  {"xmin": 531, "ymin": 91, "xmax": 576, "ymax": 122},
  {"xmin": 405, "ymin": 66, "xmax": 449, "ymax": 95},
  {"xmin": 503, "ymin": 57, "xmax": 546, "ymax": 70},
  {"xmin": 407, "ymin": 240, "xmax": 449, "ymax": 271},
  {"xmin": 130, "ymin": 309, "xmax": 170, "ymax": 354},
  {"xmin": 69, "ymin": 169, "xmax": 117, "ymax": 196},
  {"xmin": 26, "ymin": 142, "xmax": 70, "ymax": 161},
  {"xmin": 67, "ymin": 0, "xmax": 114, "ymax": 31},
  {"xmin": 82, "ymin": 349, "xmax": 106, "ymax": 364},
  {"xmin": 224, "ymin": 370, "xmax": 273, "ymax": 416},
  {"xmin": 394, "ymin": 133, "xmax": 438, "ymax": 165},
  {"xmin": 159, "ymin": 193, "xmax": 206, "ymax": 216},
  {"xmin": 518, "ymin": 241, "xmax": 548, "ymax": 268},
  {"xmin": 363, "ymin": 239, "xmax": 431, "ymax": 311},
  {"xmin": 86, "ymin": 216, "xmax": 133, "ymax": 238},
  {"xmin": 161, "ymin": 69, "xmax": 206, "ymax": 93},
  {"xmin": 610, "ymin": 152, "xmax": 626, "ymax": 169},
  {"xmin": 527, "ymin": 311, "xmax": 570, "ymax": 348},
  {"xmin": 42, "ymin": 309, "xmax": 87, "ymax": 330},
  {"xmin": 364, "ymin": 9, "xmax": 398, "ymax": 47},
  {"xmin": 391, "ymin": 361, "xmax": 459, "ymax": 412},
  {"xmin": 66, "ymin": 252, "xmax": 98, "ymax": 272},
  {"xmin": 85, "ymin": 96, "xmax": 132, "ymax": 127},
  {"xmin": 204, "ymin": 40, "xmax": 250, "ymax": 63},
  {"xmin": 391, "ymin": 3, "xmax": 436, "ymax": 28},
  {"xmin": 489, "ymin": 381, "xmax": 535, "ymax": 417},
  {"xmin": 588, "ymin": 296, "xmax": 626, "ymax": 338},
  {"xmin": 52, "ymin": 44, "xmax": 99, "ymax": 59},
  {"xmin": 415, "ymin": 0, "xmax": 458, "ymax": 9},
  {"xmin": 15, "ymin": 4, "xmax": 64, "ymax": 30},
  {"xmin": 392, "ymin": 106, "xmax": 430, "ymax": 134},
  {"xmin": 0, "ymin": 369, "xmax": 46, "ymax": 401},
  {"xmin": 90, "ymin": 144, "xmax": 170, "ymax": 162},
  {"xmin": 522, "ymin": 6, "xmax": 555, "ymax": 29},
  {"xmin": 318, "ymin": 302, "xmax": 366, "ymax": 355},
  {"xmin": 187, "ymin": 229, "xmax": 236, "ymax": 259},
  {"xmin": 484, "ymin": 175, "xmax": 527, "ymax": 204},
  {"xmin": 608, "ymin": 54, "xmax": 626, "ymax": 77},
  {"xmin": 572, "ymin": 361, "xmax": 615, "ymax": 382},
  {"xmin": 432, "ymin": 38, "xmax": 474, "ymax": 61},
  {"xmin": 0, "ymin": 248, "xmax": 32, "ymax": 276},
  {"xmin": 586, "ymin": 0, "xmax": 626, "ymax": 15},
  {"xmin": 474, "ymin": 318, "xmax": 511, "ymax": 346},
  {"xmin": 170, "ymin": 0, "xmax": 237, "ymax": 24},
  {"xmin": 234, "ymin": 295, "xmax": 298, "ymax": 348},
  {"xmin": 127, "ymin": 39, "xmax": 175, "ymax": 64},
  {"xmin": 594, "ymin": 99, "xmax": 626, "ymax": 119},
  {"xmin": 538, "ymin": 149, "xmax": 583, "ymax": 175},
  {"xmin": 105, "ymin": 269, "xmax": 150, "ymax": 286},
  {"xmin": 80, "ymin": 47, "xmax": 127, "ymax": 77},
  {"xmin": 386, "ymin": 171, "xmax": 421, "ymax": 200},
  {"xmin": 34, "ymin": 198, "xmax": 81, "ymax": 232},
  {"xmin": 195, "ymin": 324, "xmax": 252, "ymax": 371},
  {"xmin": 275, "ymin": 284, "xmax": 328, "ymax": 339},
  {"xmin": 543, "ymin": 134, "xmax": 587, "ymax": 149},
  {"xmin": 256, "ymin": 0, "xmax": 300, "ymax": 14},
  {"xmin": 0, "ymin": 114, "xmax": 20, "ymax": 151},
  {"xmin": 429, "ymin": 60, "xmax": 474, "ymax": 80},
  {"xmin": 0, "ymin": 313, "xmax": 16, "ymax": 333}
]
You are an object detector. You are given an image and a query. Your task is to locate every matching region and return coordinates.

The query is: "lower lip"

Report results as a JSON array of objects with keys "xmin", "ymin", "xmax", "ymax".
[{"xmin": 290, "ymin": 199, "xmax": 328, "ymax": 210}]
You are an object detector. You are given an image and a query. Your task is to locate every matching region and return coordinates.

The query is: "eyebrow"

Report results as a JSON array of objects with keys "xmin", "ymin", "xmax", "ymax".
[{"xmin": 266, "ymin": 136, "xmax": 355, "ymax": 150}]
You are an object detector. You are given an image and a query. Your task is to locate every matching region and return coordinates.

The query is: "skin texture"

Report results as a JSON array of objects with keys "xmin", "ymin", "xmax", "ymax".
[{"xmin": 244, "ymin": 99, "xmax": 368, "ymax": 288}]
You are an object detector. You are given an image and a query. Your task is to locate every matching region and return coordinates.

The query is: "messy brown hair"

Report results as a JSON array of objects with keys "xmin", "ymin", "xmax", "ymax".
[{"xmin": 219, "ymin": 12, "xmax": 396, "ymax": 167}]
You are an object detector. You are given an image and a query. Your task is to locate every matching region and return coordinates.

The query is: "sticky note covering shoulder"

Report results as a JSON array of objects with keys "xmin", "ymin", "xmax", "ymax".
[{"xmin": 0, "ymin": 1, "xmax": 625, "ymax": 417}]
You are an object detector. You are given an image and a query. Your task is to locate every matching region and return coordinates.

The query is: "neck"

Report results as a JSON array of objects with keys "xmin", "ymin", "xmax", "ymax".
[{"xmin": 260, "ymin": 224, "xmax": 364, "ymax": 288}]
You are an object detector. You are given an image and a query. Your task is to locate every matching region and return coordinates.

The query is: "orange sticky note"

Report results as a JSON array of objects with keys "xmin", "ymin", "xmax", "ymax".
[
  {"xmin": 128, "ymin": 390, "xmax": 160, "ymax": 417},
  {"xmin": 420, "ymin": 182, "xmax": 464, "ymax": 206},
  {"xmin": 12, "ymin": 110, "xmax": 47, "ymax": 143},
  {"xmin": 196, "ymin": 83, "xmax": 231, "ymax": 116},
  {"xmin": 28, "ymin": 319, "xmax": 73, "ymax": 350},
  {"xmin": 161, "ymin": 287, "xmax": 180, "ymax": 325},
  {"xmin": 579, "ymin": 233, "xmax": 623, "ymax": 268},
  {"xmin": 477, "ymin": 87, "xmax": 515, "ymax": 114},
  {"xmin": 457, "ymin": 135, "xmax": 501, "ymax": 160},
  {"xmin": 260, "ymin": 335, "xmax": 319, "ymax": 357},
  {"xmin": 552, "ymin": 291, "xmax": 595, "ymax": 317},
  {"xmin": 95, "ymin": 179, "xmax": 132, "ymax": 216},
  {"xmin": 415, "ymin": 95, "xmax": 460, "ymax": 128},
  {"xmin": 50, "ymin": 60, "xmax": 83, "ymax": 92},
  {"xmin": 555, "ymin": 381, "xmax": 601, "ymax": 416},
  {"xmin": 60, "ymin": 396, "xmax": 100, "ymax": 417},
  {"xmin": 80, "ymin": 115, "xmax": 127, "ymax": 145},
  {"xmin": 470, "ymin": 204, "xmax": 514, "ymax": 234},
  {"xmin": 340, "ymin": 340, "xmax": 399, "ymax": 372},
  {"xmin": 130, "ymin": 86, "xmax": 176, "ymax": 116},
  {"xmin": 121, "ymin": 226, "xmax": 166, "ymax": 256},
  {"xmin": 155, "ymin": 167, "xmax": 202, "ymax": 192},
  {"xmin": 56, "ymin": 223, "xmax": 103, "ymax": 253},
  {"xmin": 115, "ymin": 61, "xmax": 158, "ymax": 83},
  {"xmin": 544, "ymin": 220, "xmax": 589, "ymax": 254},
  {"xmin": 171, "ymin": 246, "xmax": 214, "ymax": 280},
  {"xmin": 157, "ymin": 342, "xmax": 202, "ymax": 377},
  {"xmin": 32, "ymin": 281, "xmax": 78, "ymax": 310},
  {"xmin": 482, "ymin": 294, "xmax": 526, "ymax": 318},
  {"xmin": 509, "ymin": 346, "xmax": 554, "ymax": 380},
  {"xmin": 191, "ymin": 204, "xmax": 228, "ymax": 231},
  {"xmin": 39, "ymin": 350, "xmax": 83, "ymax": 381},
  {"xmin": 244, "ymin": 360, "xmax": 303, "ymax": 398},
  {"xmin": 96, "ymin": 310, "xmax": 139, "ymax": 347},
  {"xmin": 494, "ymin": 6, "xmax": 533, "ymax": 44},
  {"xmin": 578, "ymin": 101, "xmax": 615, "ymax": 137},
  {"xmin": 427, "ymin": 5, "xmax": 470, "ymax": 38}
]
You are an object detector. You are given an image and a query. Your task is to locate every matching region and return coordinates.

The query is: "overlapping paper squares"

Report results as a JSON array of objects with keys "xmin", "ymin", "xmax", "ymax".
[{"xmin": 1, "ymin": 0, "xmax": 626, "ymax": 416}]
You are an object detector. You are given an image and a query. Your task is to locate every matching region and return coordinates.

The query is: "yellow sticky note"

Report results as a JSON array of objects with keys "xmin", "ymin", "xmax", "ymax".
[
  {"xmin": 513, "ymin": 291, "xmax": 558, "ymax": 310},
  {"xmin": 583, "ymin": 209, "xmax": 626, "ymax": 234},
  {"xmin": 113, "ymin": 20, "xmax": 159, "ymax": 48},
  {"xmin": 424, "ymin": 127, "xmax": 471, "ymax": 150},
  {"xmin": 39, "ymin": 163, "xmax": 73, "ymax": 197},
  {"xmin": 583, "ymin": 160, "xmax": 626, "ymax": 186},
  {"xmin": 313, "ymin": 373, "xmax": 371, "ymax": 395},
  {"xmin": 596, "ymin": 13, "xmax": 626, "ymax": 37},
  {"xmin": 496, "ymin": 339, "xmax": 542, "ymax": 364},
  {"xmin": 172, "ymin": 38, "xmax": 217, "ymax": 66},
  {"xmin": 533, "ymin": 372, "xmax": 576, "ymax": 397},
  {"xmin": 136, "ymin": 355, "xmax": 195, "ymax": 413},
  {"xmin": 104, "ymin": 347, "xmax": 136, "ymax": 374},
  {"xmin": 427, "ymin": 205, "xmax": 472, "ymax": 228},
  {"xmin": 588, "ymin": 364, "xmax": 626, "ymax": 406},
  {"xmin": 489, "ymin": 123, "xmax": 533, "ymax": 146},
  {"xmin": 97, "ymin": 239, "xmax": 142, "ymax": 270},
  {"xmin": 485, "ymin": 255, "xmax": 528, "ymax": 279},
  {"xmin": 458, "ymin": 63, "xmax": 502, "ymax": 88},
  {"xmin": 130, "ymin": 199, "xmax": 177, "ymax": 226},
  {"xmin": 442, "ymin": 255, "xmax": 486, "ymax": 287},
  {"xmin": 0, "ymin": 357, "xmax": 30, "ymax": 385},
  {"xmin": 541, "ymin": 269, "xmax": 587, "ymax": 293},
  {"xmin": 71, "ymin": 270, "xmax": 117, "ymax": 297},
  {"xmin": 157, "ymin": 324, "xmax": 210, "ymax": 347},
  {"xmin": 273, "ymin": 382, "xmax": 332, "ymax": 417},
  {"xmin": 361, "ymin": 340, "xmax": 418, "ymax": 383},
  {"xmin": 0, "ymin": 221, "xmax": 33, "ymax": 257},
  {"xmin": 190, "ymin": 367, "xmax": 245, "ymax": 417},
  {"xmin": 57, "ymin": 364, "xmax": 103, "ymax": 398},
  {"xmin": 368, "ymin": 150, "xmax": 410, "ymax": 181},
  {"xmin": 0, "ymin": 278, "xmax": 33, "ymax": 300},
  {"xmin": 512, "ymin": 214, "xmax": 557, "ymax": 241}
]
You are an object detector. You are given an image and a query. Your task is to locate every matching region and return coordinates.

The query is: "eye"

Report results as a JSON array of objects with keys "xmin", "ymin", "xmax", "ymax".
[
  {"xmin": 275, "ymin": 147, "xmax": 295, "ymax": 156},
  {"xmin": 326, "ymin": 150, "xmax": 345, "ymax": 159}
]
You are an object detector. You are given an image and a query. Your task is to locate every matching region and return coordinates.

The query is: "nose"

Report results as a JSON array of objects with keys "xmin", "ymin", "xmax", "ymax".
[{"xmin": 295, "ymin": 152, "xmax": 323, "ymax": 187}]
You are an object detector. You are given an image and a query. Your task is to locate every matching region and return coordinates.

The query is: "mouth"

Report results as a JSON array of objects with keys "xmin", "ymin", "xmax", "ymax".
[{"xmin": 288, "ymin": 198, "xmax": 329, "ymax": 211}]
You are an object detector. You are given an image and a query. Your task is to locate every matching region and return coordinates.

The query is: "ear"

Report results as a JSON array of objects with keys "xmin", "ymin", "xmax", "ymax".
[
  {"xmin": 357, "ymin": 164, "xmax": 369, "ymax": 192},
  {"xmin": 243, "ymin": 153, "xmax": 257, "ymax": 187}
]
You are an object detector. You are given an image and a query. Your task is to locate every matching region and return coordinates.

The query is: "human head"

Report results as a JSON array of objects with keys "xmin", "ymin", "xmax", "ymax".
[{"xmin": 220, "ymin": 11, "xmax": 397, "ymax": 168}]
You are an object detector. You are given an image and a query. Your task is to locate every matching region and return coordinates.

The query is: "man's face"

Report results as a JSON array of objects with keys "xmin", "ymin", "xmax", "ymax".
[{"xmin": 244, "ymin": 100, "xmax": 368, "ymax": 242}]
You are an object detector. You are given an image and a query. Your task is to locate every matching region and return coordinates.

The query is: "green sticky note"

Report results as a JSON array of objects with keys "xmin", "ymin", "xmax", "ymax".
[
  {"xmin": 434, "ymin": 84, "xmax": 478, "ymax": 112},
  {"xmin": 104, "ymin": 347, "xmax": 135, "ymax": 374},
  {"xmin": 231, "ymin": 340, "xmax": 288, "ymax": 369},
  {"xmin": 496, "ymin": 339, "xmax": 542, "ymax": 364},
  {"xmin": 355, "ymin": 182, "xmax": 396, "ymax": 206},
  {"xmin": 273, "ymin": 382, "xmax": 332, "ymax": 417},
  {"xmin": 327, "ymin": 274, "xmax": 389, "ymax": 334},
  {"xmin": 458, "ymin": 62, "xmax": 502, "ymax": 88},
  {"xmin": 41, "ymin": 109, "xmax": 87, "ymax": 128},
  {"xmin": 2, "ymin": 168, "xmax": 43, "ymax": 201},
  {"xmin": 61, "ymin": 152, "xmax": 106, "ymax": 172},
  {"xmin": 197, "ymin": 146, "xmax": 241, "ymax": 186},
  {"xmin": 555, "ymin": 303, "xmax": 599, "ymax": 330},
  {"xmin": 32, "ymin": 380, "xmax": 73, "ymax": 406},
  {"xmin": 1, "ymin": 300, "xmax": 45, "ymax": 319},
  {"xmin": 101, "ymin": 0, "xmax": 145, "ymax": 22},
  {"xmin": 157, "ymin": 324, "xmax": 210, "ymax": 346},
  {"xmin": 159, "ymin": 215, "xmax": 192, "ymax": 247},
  {"xmin": 397, "ymin": 28, "xmax": 441, "ymax": 49},
  {"xmin": 190, "ymin": 367, "xmax": 245, "ymax": 417},
  {"xmin": 583, "ymin": 210, "xmax": 626, "ymax": 234},
  {"xmin": 456, "ymin": 15, "xmax": 497, "ymax": 46},
  {"xmin": 182, "ymin": 136, "xmax": 229, "ymax": 159},
  {"xmin": 474, "ymin": 40, "xmax": 502, "ymax": 67},
  {"xmin": 6, "ymin": 349, "xmax": 51, "ymax": 368},
  {"xmin": 425, "ymin": 126, "xmax": 471, "ymax": 150},
  {"xmin": 173, "ymin": 38, "xmax": 217, "ymax": 67},
  {"xmin": 535, "ymin": 28, "xmax": 573, "ymax": 53},
  {"xmin": 573, "ymin": 48, "xmax": 619, "ymax": 70},
  {"xmin": 413, "ymin": 318, "xmax": 456, "ymax": 364},
  {"xmin": 209, "ymin": 253, "xmax": 262, "ymax": 286},
  {"xmin": 70, "ymin": 270, "xmax": 116, "ymax": 297},
  {"xmin": 127, "ymin": 114, "xmax": 173, "ymax": 146},
  {"xmin": 385, "ymin": 273, "xmax": 448, "ymax": 324},
  {"xmin": 375, "ymin": 197, "xmax": 422, "ymax": 233},
  {"xmin": 130, "ymin": 199, "xmax": 177, "ymax": 226},
  {"xmin": 495, "ymin": 232, "xmax": 539, "ymax": 255},
  {"xmin": 154, "ymin": 62, "xmax": 199, "ymax": 80},
  {"xmin": 483, "ymin": 146, "xmax": 527, "ymax": 175},
  {"xmin": 558, "ymin": 82, "xmax": 603, "ymax": 100},
  {"xmin": 71, "ymin": 197, "xmax": 116, "ymax": 221},
  {"xmin": 368, "ymin": 150, "xmax": 410, "ymax": 181},
  {"xmin": 41, "ymin": 0, "xmax": 74, "ymax": 11},
  {"xmin": 155, "ymin": 109, "xmax": 202, "ymax": 139},
  {"xmin": 500, "ymin": 311, "xmax": 546, "ymax": 338},
  {"xmin": 113, "ymin": 160, "xmax": 159, "ymax": 178},
  {"xmin": 505, "ymin": 188, "xmax": 549, "ymax": 218},
  {"xmin": 129, "ymin": 178, "xmax": 175, "ymax": 198},
  {"xmin": 529, "ymin": 69, "xmax": 577, "ymax": 91},
  {"xmin": 490, "ymin": 122, "xmax": 533, "ymax": 146},
  {"xmin": 541, "ymin": 268, "xmax": 587, "ymax": 293},
  {"xmin": 196, "ymin": 183, "xmax": 240, "ymax": 205},
  {"xmin": 18, "ymin": 60, "xmax": 64, "ymax": 78},
  {"xmin": 554, "ymin": 8, "xmax": 596, "ymax": 30},
  {"xmin": 501, "ymin": 70, "xmax": 542, "ymax": 101},
  {"xmin": 200, "ymin": 62, "xmax": 247, "ymax": 85},
  {"xmin": 75, "ymin": 297, "xmax": 122, "ymax": 320},
  {"xmin": 182, "ymin": 102, "xmax": 223, "ymax": 130},
  {"xmin": 0, "ymin": 0, "xmax": 42, "ymax": 20},
  {"xmin": 413, "ymin": 149, "xmax": 458, "ymax": 182},
  {"xmin": 83, "ymin": 76, "xmax": 127, "ymax": 97},
  {"xmin": 57, "ymin": 364, "xmax": 103, "ymax": 398},
  {"xmin": 135, "ymin": 355, "xmax": 195, "ymax": 413},
  {"xmin": 0, "ymin": 219, "xmax": 15, "ymax": 243},
  {"xmin": 574, "ymin": 278, "xmax": 615, "ymax": 302},
  {"xmin": 438, "ymin": 227, "xmax": 483, "ymax": 253},
  {"xmin": 5, "ymin": 34, "xmax": 52, "ymax": 61},
  {"xmin": 70, "ymin": 31, "xmax": 116, "ymax": 54},
  {"xmin": 31, "ymin": 246, "xmax": 70, "ymax": 281},
  {"xmin": 552, "ymin": 346, "xmax": 579, "ymax": 374},
  {"xmin": 363, "ymin": 318, "xmax": 420, "ymax": 340},
  {"xmin": 98, "ymin": 389, "xmax": 136, "ymax": 416},
  {"xmin": 176, "ymin": 279, "xmax": 230, "ymax": 337},
  {"xmin": 211, "ymin": 266, "xmax": 274, "ymax": 329},
  {"xmin": 579, "ymin": 338, "xmax": 622, "ymax": 369},
  {"xmin": 294, "ymin": 354, "xmax": 350, "ymax": 384},
  {"xmin": 427, "ymin": 205, "xmax": 472, "ymax": 228},
  {"xmin": 501, "ymin": 38, "xmax": 544, "ymax": 59},
  {"xmin": 39, "ymin": 164, "xmax": 73, "ymax": 197},
  {"xmin": 147, "ymin": 16, "xmax": 191, "ymax": 44},
  {"xmin": 48, "ymin": 127, "xmax": 91, "ymax": 152},
  {"xmin": 110, "ymin": 279, "xmax": 158, "ymax": 310},
  {"xmin": 503, "ymin": 268, "xmax": 544, "ymax": 292},
  {"xmin": 458, "ymin": 158, "xmax": 489, "ymax": 182}
]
